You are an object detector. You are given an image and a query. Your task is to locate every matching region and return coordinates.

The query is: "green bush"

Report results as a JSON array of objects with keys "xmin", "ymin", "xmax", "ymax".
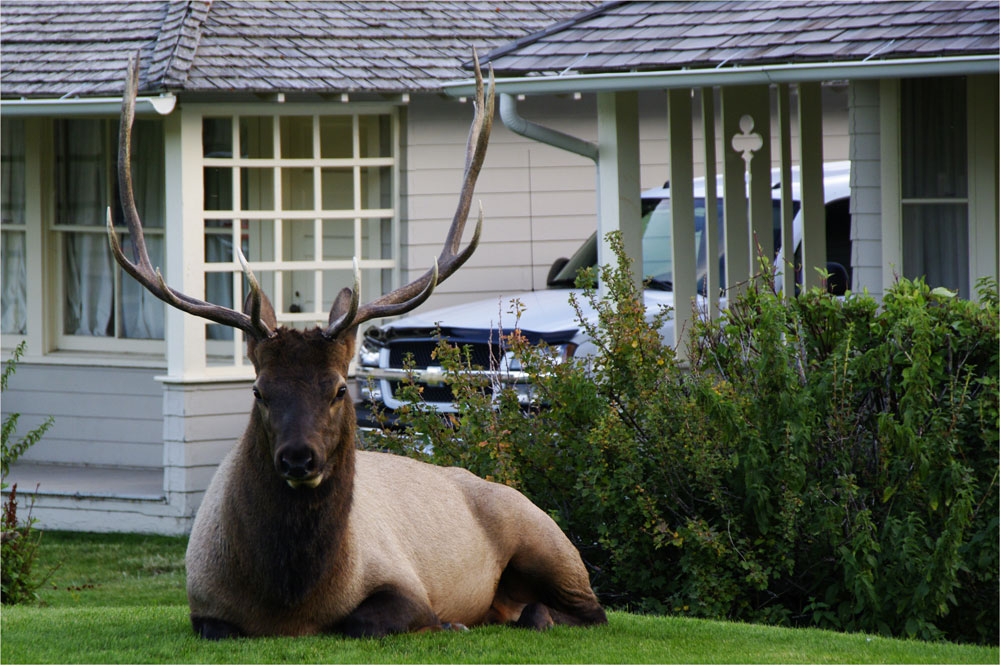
[
  {"xmin": 366, "ymin": 233, "xmax": 998, "ymax": 644},
  {"xmin": 2, "ymin": 341, "xmax": 55, "ymax": 605}
]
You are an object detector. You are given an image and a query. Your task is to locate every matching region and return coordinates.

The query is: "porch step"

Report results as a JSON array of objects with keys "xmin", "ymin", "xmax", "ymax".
[{"xmin": 2, "ymin": 463, "xmax": 164, "ymax": 501}]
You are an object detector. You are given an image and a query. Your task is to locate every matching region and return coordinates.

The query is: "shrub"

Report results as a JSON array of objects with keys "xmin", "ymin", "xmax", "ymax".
[
  {"xmin": 365, "ymin": 233, "xmax": 998, "ymax": 644},
  {"xmin": 1, "ymin": 341, "xmax": 55, "ymax": 604}
]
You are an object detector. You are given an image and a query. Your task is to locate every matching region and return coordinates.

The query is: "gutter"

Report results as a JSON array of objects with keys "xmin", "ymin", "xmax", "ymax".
[
  {"xmin": 444, "ymin": 55, "xmax": 999, "ymax": 97},
  {"xmin": 499, "ymin": 93, "xmax": 597, "ymax": 161},
  {"xmin": 0, "ymin": 94, "xmax": 177, "ymax": 116}
]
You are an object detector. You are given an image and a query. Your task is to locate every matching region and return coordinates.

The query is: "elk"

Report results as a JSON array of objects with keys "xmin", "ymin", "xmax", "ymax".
[{"xmin": 109, "ymin": 54, "xmax": 606, "ymax": 638}]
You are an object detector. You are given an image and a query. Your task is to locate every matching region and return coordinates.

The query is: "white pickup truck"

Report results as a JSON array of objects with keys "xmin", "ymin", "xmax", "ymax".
[{"xmin": 355, "ymin": 162, "xmax": 852, "ymax": 428}]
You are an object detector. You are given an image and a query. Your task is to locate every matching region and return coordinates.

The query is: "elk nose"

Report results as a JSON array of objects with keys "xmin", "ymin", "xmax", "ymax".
[{"xmin": 278, "ymin": 449, "xmax": 316, "ymax": 479}]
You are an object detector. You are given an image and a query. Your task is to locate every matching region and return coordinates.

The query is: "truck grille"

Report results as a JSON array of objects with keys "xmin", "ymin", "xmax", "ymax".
[
  {"xmin": 387, "ymin": 340, "xmax": 500, "ymax": 370},
  {"xmin": 387, "ymin": 380, "xmax": 494, "ymax": 404}
]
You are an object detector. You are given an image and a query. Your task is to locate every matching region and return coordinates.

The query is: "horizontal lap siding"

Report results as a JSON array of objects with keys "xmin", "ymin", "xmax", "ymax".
[{"xmin": 1, "ymin": 363, "xmax": 163, "ymax": 468}]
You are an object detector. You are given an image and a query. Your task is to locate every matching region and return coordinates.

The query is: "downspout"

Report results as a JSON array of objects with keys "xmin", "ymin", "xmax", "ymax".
[{"xmin": 499, "ymin": 93, "xmax": 597, "ymax": 162}]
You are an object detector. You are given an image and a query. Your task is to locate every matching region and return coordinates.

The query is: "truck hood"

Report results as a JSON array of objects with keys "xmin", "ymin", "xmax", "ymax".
[{"xmin": 376, "ymin": 287, "xmax": 676, "ymax": 344}]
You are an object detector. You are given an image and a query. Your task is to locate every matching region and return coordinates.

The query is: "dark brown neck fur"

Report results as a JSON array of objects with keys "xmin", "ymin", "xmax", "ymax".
[{"xmin": 225, "ymin": 397, "xmax": 357, "ymax": 610}]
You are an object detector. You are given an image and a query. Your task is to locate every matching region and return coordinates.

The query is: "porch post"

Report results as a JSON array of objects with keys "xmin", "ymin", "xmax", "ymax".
[
  {"xmin": 798, "ymin": 81, "xmax": 826, "ymax": 292},
  {"xmin": 776, "ymin": 84, "xmax": 796, "ymax": 300},
  {"xmin": 700, "ymin": 88, "xmax": 721, "ymax": 318},
  {"xmin": 720, "ymin": 88, "xmax": 750, "ymax": 293},
  {"xmin": 880, "ymin": 79, "xmax": 902, "ymax": 296},
  {"xmin": 668, "ymin": 88, "xmax": 695, "ymax": 358},
  {"xmin": 967, "ymin": 74, "xmax": 999, "ymax": 300},
  {"xmin": 162, "ymin": 109, "xmax": 206, "ymax": 379},
  {"xmin": 596, "ymin": 91, "xmax": 642, "ymax": 295}
]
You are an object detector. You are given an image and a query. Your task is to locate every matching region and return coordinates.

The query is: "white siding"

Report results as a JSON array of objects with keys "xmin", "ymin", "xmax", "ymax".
[
  {"xmin": 162, "ymin": 379, "xmax": 253, "ymax": 518},
  {"xmin": 1, "ymin": 363, "xmax": 163, "ymax": 468}
]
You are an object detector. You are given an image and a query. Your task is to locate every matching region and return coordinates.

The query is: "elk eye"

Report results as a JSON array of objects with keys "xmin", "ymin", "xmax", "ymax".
[
  {"xmin": 252, "ymin": 387, "xmax": 262, "ymax": 401},
  {"xmin": 333, "ymin": 385, "xmax": 347, "ymax": 403}
]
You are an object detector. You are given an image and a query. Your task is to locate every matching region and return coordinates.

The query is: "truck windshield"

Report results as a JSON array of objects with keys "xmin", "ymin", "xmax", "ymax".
[
  {"xmin": 548, "ymin": 196, "xmax": 795, "ymax": 294},
  {"xmin": 548, "ymin": 197, "xmax": 724, "ymax": 292}
]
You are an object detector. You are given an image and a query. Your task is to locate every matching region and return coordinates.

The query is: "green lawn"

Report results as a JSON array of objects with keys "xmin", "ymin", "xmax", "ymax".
[{"xmin": 2, "ymin": 532, "xmax": 996, "ymax": 664}]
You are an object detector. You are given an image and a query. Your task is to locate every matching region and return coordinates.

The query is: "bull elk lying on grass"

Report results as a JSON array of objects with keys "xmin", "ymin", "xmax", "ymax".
[{"xmin": 109, "ymin": 54, "xmax": 606, "ymax": 639}]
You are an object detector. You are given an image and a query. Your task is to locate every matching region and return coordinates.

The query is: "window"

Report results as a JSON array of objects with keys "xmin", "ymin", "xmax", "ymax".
[
  {"xmin": 1, "ymin": 118, "xmax": 26, "ymax": 335},
  {"xmin": 199, "ymin": 109, "xmax": 397, "ymax": 364},
  {"xmin": 900, "ymin": 77, "xmax": 969, "ymax": 297}
]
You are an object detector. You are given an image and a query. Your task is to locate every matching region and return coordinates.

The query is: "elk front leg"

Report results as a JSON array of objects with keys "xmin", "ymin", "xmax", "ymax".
[
  {"xmin": 191, "ymin": 615, "xmax": 245, "ymax": 640},
  {"xmin": 334, "ymin": 589, "xmax": 463, "ymax": 638}
]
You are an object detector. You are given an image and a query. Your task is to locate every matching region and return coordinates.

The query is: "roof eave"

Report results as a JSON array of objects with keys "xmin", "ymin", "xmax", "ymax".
[
  {"xmin": 443, "ymin": 55, "xmax": 1000, "ymax": 97},
  {"xmin": 0, "ymin": 94, "xmax": 177, "ymax": 117}
]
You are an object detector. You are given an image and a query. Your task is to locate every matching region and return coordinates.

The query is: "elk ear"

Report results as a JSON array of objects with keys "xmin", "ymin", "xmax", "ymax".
[
  {"xmin": 243, "ymin": 290, "xmax": 277, "ymax": 360},
  {"xmin": 328, "ymin": 287, "xmax": 359, "ymax": 347}
]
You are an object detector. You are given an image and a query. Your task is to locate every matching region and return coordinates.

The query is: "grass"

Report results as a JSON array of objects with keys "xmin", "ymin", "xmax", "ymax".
[{"xmin": 2, "ymin": 532, "xmax": 997, "ymax": 664}]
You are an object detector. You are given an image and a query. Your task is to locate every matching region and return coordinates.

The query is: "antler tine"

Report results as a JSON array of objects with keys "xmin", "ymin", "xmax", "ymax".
[
  {"xmin": 323, "ymin": 258, "xmax": 362, "ymax": 339},
  {"xmin": 339, "ymin": 49, "xmax": 493, "ymax": 333},
  {"xmin": 110, "ymin": 53, "xmax": 273, "ymax": 341}
]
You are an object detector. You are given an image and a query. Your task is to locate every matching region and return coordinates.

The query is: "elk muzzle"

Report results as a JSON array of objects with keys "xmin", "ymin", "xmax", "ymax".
[{"xmin": 275, "ymin": 444, "xmax": 324, "ymax": 489}]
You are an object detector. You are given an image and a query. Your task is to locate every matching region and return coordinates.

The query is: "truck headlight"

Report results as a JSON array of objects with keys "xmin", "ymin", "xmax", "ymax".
[{"xmin": 359, "ymin": 337, "xmax": 381, "ymax": 367}]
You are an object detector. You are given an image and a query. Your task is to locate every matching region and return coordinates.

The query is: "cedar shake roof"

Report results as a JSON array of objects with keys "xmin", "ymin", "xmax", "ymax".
[
  {"xmin": 479, "ymin": 1, "xmax": 999, "ymax": 75},
  {"xmin": 0, "ymin": 1, "xmax": 596, "ymax": 98}
]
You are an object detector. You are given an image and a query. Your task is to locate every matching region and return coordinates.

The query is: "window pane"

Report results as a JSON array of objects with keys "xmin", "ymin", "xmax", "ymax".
[
  {"xmin": 205, "ymin": 167, "xmax": 233, "ymax": 210},
  {"xmin": 360, "ymin": 166, "xmax": 392, "ymax": 209},
  {"xmin": 1, "ymin": 118, "xmax": 25, "ymax": 225},
  {"xmin": 203, "ymin": 117, "xmax": 233, "ymax": 158},
  {"xmin": 282, "ymin": 168, "xmax": 314, "ymax": 210},
  {"xmin": 902, "ymin": 203, "xmax": 969, "ymax": 297},
  {"xmin": 55, "ymin": 120, "xmax": 108, "ymax": 226},
  {"xmin": 321, "ymin": 168, "xmax": 353, "ymax": 210},
  {"xmin": 245, "ymin": 219, "xmax": 276, "ymax": 262},
  {"xmin": 1, "ymin": 231, "xmax": 26, "ymax": 334},
  {"xmin": 901, "ymin": 77, "xmax": 967, "ymax": 199},
  {"xmin": 240, "ymin": 168, "xmax": 275, "ymax": 210},
  {"xmin": 283, "ymin": 219, "xmax": 317, "ymax": 261},
  {"xmin": 205, "ymin": 220, "xmax": 233, "ymax": 263},
  {"xmin": 320, "ymin": 116, "xmax": 352, "ymax": 158},
  {"xmin": 119, "ymin": 234, "xmax": 164, "ymax": 339},
  {"xmin": 283, "ymin": 271, "xmax": 317, "ymax": 314},
  {"xmin": 280, "ymin": 116, "xmax": 313, "ymax": 159},
  {"xmin": 361, "ymin": 218, "xmax": 392, "ymax": 260},
  {"xmin": 359, "ymin": 115, "xmax": 391, "ymax": 158},
  {"xmin": 322, "ymin": 219, "xmax": 354, "ymax": 259},
  {"xmin": 2, "ymin": 119, "xmax": 27, "ymax": 334},
  {"xmin": 240, "ymin": 116, "xmax": 274, "ymax": 158},
  {"xmin": 63, "ymin": 233, "xmax": 114, "ymax": 336}
]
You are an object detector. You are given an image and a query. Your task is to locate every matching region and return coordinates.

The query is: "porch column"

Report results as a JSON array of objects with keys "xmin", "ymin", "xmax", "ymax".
[
  {"xmin": 596, "ymin": 91, "xmax": 642, "ymax": 294},
  {"xmin": 162, "ymin": 108, "xmax": 207, "ymax": 379},
  {"xmin": 776, "ymin": 84, "xmax": 796, "ymax": 300},
  {"xmin": 721, "ymin": 85, "xmax": 771, "ymax": 293},
  {"xmin": 700, "ymin": 88, "xmax": 721, "ymax": 319},
  {"xmin": 798, "ymin": 81, "xmax": 826, "ymax": 292},
  {"xmin": 668, "ymin": 88, "xmax": 695, "ymax": 358}
]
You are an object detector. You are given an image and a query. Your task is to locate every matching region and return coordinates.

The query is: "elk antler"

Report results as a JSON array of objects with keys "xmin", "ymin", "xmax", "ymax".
[
  {"xmin": 108, "ymin": 53, "xmax": 273, "ymax": 341},
  {"xmin": 324, "ymin": 50, "xmax": 494, "ymax": 339}
]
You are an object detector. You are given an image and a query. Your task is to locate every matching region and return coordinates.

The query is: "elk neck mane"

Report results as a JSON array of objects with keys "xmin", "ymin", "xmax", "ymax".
[{"xmin": 227, "ymin": 326, "xmax": 358, "ymax": 609}]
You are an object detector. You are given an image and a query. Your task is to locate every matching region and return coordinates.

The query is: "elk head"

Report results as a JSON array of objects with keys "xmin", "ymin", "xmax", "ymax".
[{"xmin": 109, "ymin": 53, "xmax": 494, "ymax": 489}]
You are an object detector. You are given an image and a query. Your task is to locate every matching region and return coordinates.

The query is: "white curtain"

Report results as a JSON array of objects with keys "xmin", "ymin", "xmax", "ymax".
[
  {"xmin": 57, "ymin": 119, "xmax": 165, "ymax": 338},
  {"xmin": 1, "ymin": 118, "xmax": 27, "ymax": 334}
]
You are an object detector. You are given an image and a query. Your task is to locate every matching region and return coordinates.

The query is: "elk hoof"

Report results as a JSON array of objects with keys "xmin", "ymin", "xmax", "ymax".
[{"xmin": 441, "ymin": 622, "xmax": 469, "ymax": 632}]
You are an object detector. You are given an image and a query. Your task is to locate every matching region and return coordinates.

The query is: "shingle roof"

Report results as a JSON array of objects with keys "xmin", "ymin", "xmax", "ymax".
[
  {"xmin": 480, "ymin": 1, "xmax": 1000, "ymax": 74},
  {"xmin": 0, "ymin": 1, "xmax": 597, "ymax": 98}
]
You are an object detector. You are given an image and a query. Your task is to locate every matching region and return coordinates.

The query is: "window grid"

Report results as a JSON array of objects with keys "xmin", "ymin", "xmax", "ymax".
[{"xmin": 201, "ymin": 109, "xmax": 398, "ymax": 366}]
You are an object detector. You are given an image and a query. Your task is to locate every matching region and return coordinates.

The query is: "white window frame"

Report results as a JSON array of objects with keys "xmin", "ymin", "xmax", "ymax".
[
  {"xmin": 880, "ymin": 75, "xmax": 998, "ymax": 300},
  {"xmin": 185, "ymin": 102, "xmax": 401, "ymax": 373}
]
